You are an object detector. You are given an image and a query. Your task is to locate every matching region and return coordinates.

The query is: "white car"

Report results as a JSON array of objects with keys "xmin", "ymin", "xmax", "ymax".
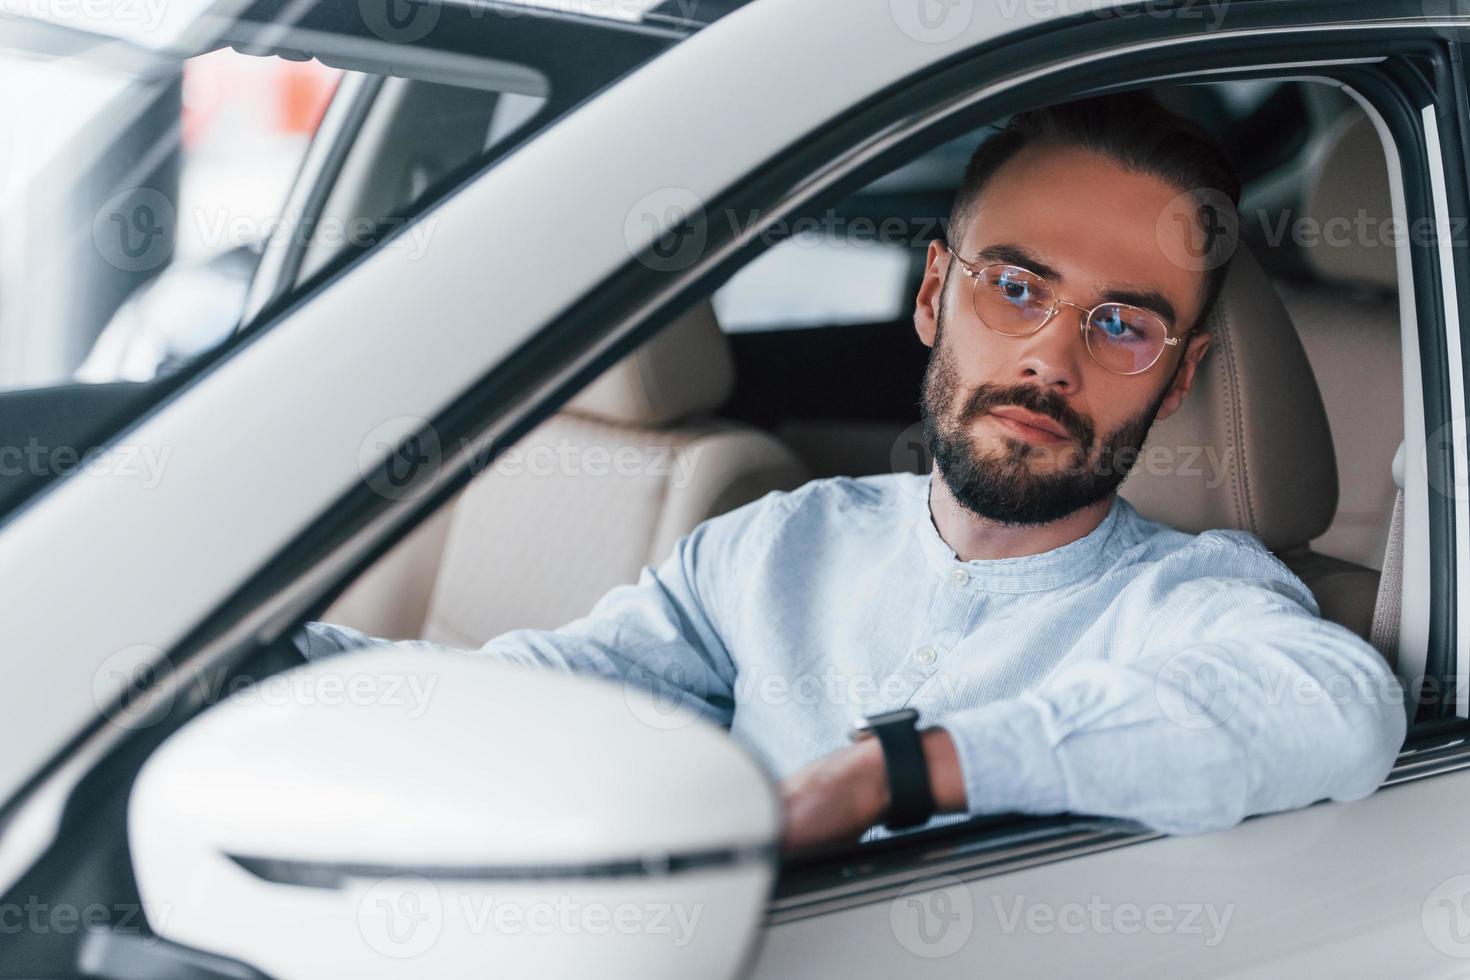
[{"xmin": 0, "ymin": 1, "xmax": 1465, "ymax": 977}]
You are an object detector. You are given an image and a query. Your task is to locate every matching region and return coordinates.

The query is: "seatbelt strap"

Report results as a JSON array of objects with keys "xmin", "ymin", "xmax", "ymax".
[
  {"xmin": 1369, "ymin": 490, "xmax": 1404, "ymax": 662},
  {"xmin": 1368, "ymin": 443, "xmax": 1406, "ymax": 664}
]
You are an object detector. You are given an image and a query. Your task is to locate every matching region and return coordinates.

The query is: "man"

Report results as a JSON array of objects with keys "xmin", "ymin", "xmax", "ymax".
[{"xmin": 303, "ymin": 93, "xmax": 1406, "ymax": 852}]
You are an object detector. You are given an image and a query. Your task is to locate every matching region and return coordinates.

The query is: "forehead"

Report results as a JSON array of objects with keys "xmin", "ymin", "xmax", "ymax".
[{"xmin": 961, "ymin": 142, "xmax": 1205, "ymax": 322}]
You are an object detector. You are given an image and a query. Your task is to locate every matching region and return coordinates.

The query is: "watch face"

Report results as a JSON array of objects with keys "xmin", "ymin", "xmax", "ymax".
[{"xmin": 858, "ymin": 708, "xmax": 919, "ymax": 731}]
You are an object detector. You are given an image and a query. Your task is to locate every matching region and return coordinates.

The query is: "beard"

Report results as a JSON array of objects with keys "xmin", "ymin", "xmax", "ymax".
[{"xmin": 919, "ymin": 291, "xmax": 1172, "ymax": 527}]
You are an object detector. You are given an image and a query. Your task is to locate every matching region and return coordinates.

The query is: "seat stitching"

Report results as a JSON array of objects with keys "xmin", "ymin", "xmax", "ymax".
[{"xmin": 1218, "ymin": 300, "xmax": 1255, "ymax": 534}]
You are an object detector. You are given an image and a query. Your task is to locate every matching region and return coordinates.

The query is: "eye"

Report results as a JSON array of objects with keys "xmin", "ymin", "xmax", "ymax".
[
  {"xmin": 996, "ymin": 271, "xmax": 1033, "ymax": 307},
  {"xmin": 1092, "ymin": 308, "xmax": 1145, "ymax": 343}
]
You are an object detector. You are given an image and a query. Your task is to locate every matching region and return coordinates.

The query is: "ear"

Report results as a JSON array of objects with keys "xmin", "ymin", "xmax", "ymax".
[
  {"xmin": 913, "ymin": 239, "xmax": 949, "ymax": 349},
  {"xmin": 1154, "ymin": 330, "xmax": 1212, "ymax": 422}
]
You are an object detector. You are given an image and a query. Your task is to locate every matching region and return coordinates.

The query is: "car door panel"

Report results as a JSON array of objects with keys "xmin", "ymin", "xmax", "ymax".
[{"xmin": 755, "ymin": 766, "xmax": 1470, "ymax": 977}]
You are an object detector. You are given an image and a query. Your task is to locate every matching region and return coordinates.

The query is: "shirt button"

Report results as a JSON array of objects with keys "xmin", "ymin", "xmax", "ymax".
[
  {"xmin": 916, "ymin": 646, "xmax": 938, "ymax": 666},
  {"xmin": 949, "ymin": 569, "xmax": 969, "ymax": 587}
]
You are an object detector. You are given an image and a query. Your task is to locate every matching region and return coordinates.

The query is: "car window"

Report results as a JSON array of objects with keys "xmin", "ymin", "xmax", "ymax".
[
  {"xmin": 714, "ymin": 239, "xmax": 913, "ymax": 332},
  {"xmin": 714, "ymin": 132, "xmax": 987, "ymax": 334}
]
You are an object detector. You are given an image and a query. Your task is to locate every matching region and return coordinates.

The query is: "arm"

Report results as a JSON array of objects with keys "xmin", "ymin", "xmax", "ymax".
[
  {"xmin": 298, "ymin": 491, "xmax": 782, "ymax": 729},
  {"xmin": 783, "ymin": 536, "xmax": 1407, "ymax": 849}
]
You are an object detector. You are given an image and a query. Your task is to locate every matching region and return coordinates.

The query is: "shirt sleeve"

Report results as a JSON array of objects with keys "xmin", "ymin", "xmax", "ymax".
[
  {"xmin": 939, "ymin": 533, "xmax": 1408, "ymax": 835},
  {"xmin": 295, "ymin": 489, "xmax": 786, "ymax": 730}
]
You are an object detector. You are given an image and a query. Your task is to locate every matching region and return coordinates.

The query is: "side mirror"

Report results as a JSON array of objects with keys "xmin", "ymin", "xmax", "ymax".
[{"xmin": 127, "ymin": 648, "xmax": 779, "ymax": 979}]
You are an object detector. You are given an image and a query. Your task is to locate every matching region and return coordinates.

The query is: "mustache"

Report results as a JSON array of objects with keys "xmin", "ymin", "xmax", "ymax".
[{"xmin": 959, "ymin": 383, "xmax": 1094, "ymax": 447}]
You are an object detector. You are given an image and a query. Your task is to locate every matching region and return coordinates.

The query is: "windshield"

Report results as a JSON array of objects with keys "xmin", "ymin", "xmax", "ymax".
[{"xmin": 0, "ymin": 0, "xmax": 694, "ymax": 522}]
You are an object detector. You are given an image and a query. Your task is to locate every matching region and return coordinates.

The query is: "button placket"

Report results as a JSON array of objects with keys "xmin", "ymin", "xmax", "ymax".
[{"xmin": 884, "ymin": 567, "xmax": 978, "ymax": 714}]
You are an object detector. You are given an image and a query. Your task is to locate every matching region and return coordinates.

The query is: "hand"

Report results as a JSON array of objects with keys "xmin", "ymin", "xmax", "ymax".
[{"xmin": 779, "ymin": 737, "xmax": 889, "ymax": 855}]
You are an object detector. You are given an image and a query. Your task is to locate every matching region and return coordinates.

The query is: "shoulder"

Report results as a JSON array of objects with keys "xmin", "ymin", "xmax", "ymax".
[
  {"xmin": 760, "ymin": 472, "xmax": 923, "ymax": 537},
  {"xmin": 773, "ymin": 471, "xmax": 922, "ymax": 513},
  {"xmin": 690, "ymin": 472, "xmax": 919, "ymax": 555},
  {"xmin": 1108, "ymin": 497, "xmax": 1319, "ymax": 613}
]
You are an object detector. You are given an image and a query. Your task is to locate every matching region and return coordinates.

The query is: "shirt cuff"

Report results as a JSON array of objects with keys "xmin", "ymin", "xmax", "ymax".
[
  {"xmin": 938, "ymin": 696, "xmax": 1071, "ymax": 818},
  {"xmin": 296, "ymin": 621, "xmax": 384, "ymax": 661}
]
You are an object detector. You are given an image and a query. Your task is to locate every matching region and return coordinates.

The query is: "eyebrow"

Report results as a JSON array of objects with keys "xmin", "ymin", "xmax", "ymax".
[{"xmin": 973, "ymin": 243, "xmax": 1179, "ymax": 328}]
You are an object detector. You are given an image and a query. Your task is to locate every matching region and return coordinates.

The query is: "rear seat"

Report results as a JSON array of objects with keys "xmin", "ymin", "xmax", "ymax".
[{"xmin": 324, "ymin": 301, "xmax": 807, "ymax": 643}]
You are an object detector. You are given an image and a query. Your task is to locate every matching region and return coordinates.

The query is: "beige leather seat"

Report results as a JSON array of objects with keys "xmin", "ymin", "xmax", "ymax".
[
  {"xmin": 1121, "ymin": 245, "xmax": 1384, "ymax": 650},
  {"xmin": 325, "ymin": 300, "xmax": 808, "ymax": 645},
  {"xmin": 1271, "ymin": 107, "xmax": 1402, "ymax": 571}
]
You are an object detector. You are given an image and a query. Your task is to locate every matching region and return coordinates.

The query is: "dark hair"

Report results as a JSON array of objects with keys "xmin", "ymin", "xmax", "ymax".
[{"xmin": 947, "ymin": 92, "xmax": 1243, "ymax": 334}]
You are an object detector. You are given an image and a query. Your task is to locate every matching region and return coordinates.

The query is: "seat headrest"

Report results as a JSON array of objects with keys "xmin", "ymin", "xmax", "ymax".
[
  {"xmin": 1299, "ymin": 108, "xmax": 1397, "ymax": 291},
  {"xmin": 1120, "ymin": 246, "xmax": 1339, "ymax": 552},
  {"xmin": 566, "ymin": 300, "xmax": 735, "ymax": 427}
]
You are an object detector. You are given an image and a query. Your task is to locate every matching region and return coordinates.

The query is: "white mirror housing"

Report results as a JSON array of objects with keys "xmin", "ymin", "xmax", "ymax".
[{"xmin": 128, "ymin": 648, "xmax": 779, "ymax": 979}]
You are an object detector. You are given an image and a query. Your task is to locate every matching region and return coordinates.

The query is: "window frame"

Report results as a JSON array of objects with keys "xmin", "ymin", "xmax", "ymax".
[
  {"xmin": 764, "ymin": 44, "xmax": 1469, "ymax": 917},
  {"xmin": 235, "ymin": 15, "xmax": 1464, "ymax": 875},
  {"xmin": 234, "ymin": 19, "xmax": 1470, "ymax": 913}
]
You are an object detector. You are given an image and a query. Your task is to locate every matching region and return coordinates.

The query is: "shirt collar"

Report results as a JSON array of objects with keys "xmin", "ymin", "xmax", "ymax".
[{"xmin": 910, "ymin": 472, "xmax": 1126, "ymax": 593}]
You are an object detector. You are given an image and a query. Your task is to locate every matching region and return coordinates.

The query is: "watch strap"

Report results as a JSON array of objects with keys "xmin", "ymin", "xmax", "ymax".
[{"xmin": 870, "ymin": 718, "xmax": 936, "ymax": 830}]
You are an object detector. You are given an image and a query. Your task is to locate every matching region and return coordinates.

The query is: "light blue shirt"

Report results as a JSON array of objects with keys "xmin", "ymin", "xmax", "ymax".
[{"xmin": 300, "ymin": 472, "xmax": 1407, "ymax": 836}]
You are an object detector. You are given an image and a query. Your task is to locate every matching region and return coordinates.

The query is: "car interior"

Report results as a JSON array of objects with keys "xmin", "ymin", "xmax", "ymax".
[{"xmin": 319, "ymin": 80, "xmax": 1407, "ymax": 685}]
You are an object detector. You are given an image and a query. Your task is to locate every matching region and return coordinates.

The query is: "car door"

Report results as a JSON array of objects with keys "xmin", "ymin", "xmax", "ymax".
[
  {"xmin": 2, "ymin": 3, "xmax": 1467, "ymax": 979},
  {"xmin": 750, "ymin": 10, "xmax": 1470, "ymax": 980}
]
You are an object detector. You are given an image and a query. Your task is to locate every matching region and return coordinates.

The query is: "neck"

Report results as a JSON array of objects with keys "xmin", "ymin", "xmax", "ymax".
[{"xmin": 926, "ymin": 467, "xmax": 1114, "ymax": 561}]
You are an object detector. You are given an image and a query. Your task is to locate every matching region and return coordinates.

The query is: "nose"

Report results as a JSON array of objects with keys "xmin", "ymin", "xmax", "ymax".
[{"xmin": 1013, "ymin": 302, "xmax": 1086, "ymax": 393}]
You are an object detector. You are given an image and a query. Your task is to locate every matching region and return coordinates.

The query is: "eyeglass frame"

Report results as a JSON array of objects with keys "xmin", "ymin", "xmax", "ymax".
[{"xmin": 943, "ymin": 244, "xmax": 1191, "ymax": 377}]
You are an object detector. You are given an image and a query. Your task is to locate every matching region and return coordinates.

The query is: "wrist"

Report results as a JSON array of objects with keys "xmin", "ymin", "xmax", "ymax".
[
  {"xmin": 848, "ymin": 736, "xmax": 891, "ymax": 824},
  {"xmin": 920, "ymin": 726, "xmax": 967, "ymax": 812}
]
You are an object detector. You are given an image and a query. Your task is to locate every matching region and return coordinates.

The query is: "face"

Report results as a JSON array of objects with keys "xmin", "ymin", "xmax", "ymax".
[{"xmin": 914, "ymin": 142, "xmax": 1215, "ymax": 526}]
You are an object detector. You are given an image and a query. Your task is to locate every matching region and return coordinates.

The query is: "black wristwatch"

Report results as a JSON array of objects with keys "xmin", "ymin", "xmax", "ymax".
[{"xmin": 849, "ymin": 708, "xmax": 936, "ymax": 830}]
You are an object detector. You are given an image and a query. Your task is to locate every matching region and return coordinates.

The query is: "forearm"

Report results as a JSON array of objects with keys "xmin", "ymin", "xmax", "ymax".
[{"xmin": 937, "ymin": 623, "xmax": 1406, "ymax": 834}]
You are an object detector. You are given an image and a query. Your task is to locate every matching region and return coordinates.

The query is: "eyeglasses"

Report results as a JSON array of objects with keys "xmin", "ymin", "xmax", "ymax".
[{"xmin": 945, "ymin": 245, "xmax": 1186, "ymax": 376}]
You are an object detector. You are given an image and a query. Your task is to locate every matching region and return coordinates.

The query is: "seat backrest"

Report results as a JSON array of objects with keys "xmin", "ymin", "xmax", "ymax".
[
  {"xmin": 323, "ymin": 301, "xmax": 807, "ymax": 644},
  {"xmin": 1120, "ymin": 245, "xmax": 1340, "ymax": 551},
  {"xmin": 1274, "ymin": 107, "xmax": 1402, "ymax": 570},
  {"xmin": 1120, "ymin": 246, "xmax": 1385, "ymax": 647}
]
